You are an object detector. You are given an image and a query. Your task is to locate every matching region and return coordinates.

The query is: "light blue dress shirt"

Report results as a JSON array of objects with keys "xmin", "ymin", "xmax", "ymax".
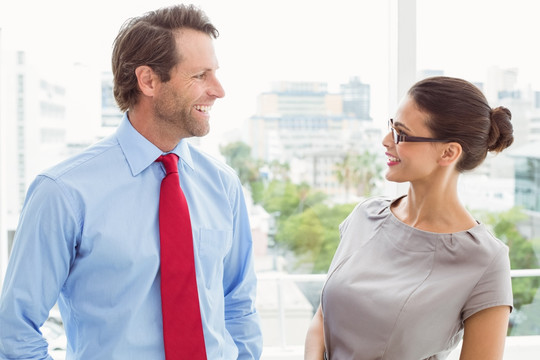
[{"xmin": 0, "ymin": 115, "xmax": 263, "ymax": 359}]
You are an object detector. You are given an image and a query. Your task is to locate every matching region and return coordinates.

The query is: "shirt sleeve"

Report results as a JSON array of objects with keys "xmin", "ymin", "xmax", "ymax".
[
  {"xmin": 222, "ymin": 178, "xmax": 263, "ymax": 359},
  {"xmin": 0, "ymin": 175, "xmax": 78, "ymax": 359},
  {"xmin": 462, "ymin": 245, "xmax": 514, "ymax": 321},
  {"xmin": 327, "ymin": 200, "xmax": 365, "ymax": 276}
]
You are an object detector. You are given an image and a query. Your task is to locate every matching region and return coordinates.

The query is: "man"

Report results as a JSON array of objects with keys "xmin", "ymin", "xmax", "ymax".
[{"xmin": 0, "ymin": 4, "xmax": 262, "ymax": 359}]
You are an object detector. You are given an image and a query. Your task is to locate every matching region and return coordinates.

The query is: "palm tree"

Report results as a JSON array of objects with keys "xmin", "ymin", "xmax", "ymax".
[
  {"xmin": 334, "ymin": 150, "xmax": 356, "ymax": 200},
  {"xmin": 334, "ymin": 149, "xmax": 383, "ymax": 200},
  {"xmin": 353, "ymin": 150, "xmax": 383, "ymax": 197}
]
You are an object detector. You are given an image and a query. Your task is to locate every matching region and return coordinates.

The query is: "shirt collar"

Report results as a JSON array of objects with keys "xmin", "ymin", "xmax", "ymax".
[
  {"xmin": 175, "ymin": 138, "xmax": 195, "ymax": 171},
  {"xmin": 116, "ymin": 113, "xmax": 194, "ymax": 176}
]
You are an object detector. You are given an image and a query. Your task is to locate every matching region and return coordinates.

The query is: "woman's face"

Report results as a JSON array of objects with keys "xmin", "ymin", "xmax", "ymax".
[{"xmin": 382, "ymin": 96, "xmax": 444, "ymax": 184}]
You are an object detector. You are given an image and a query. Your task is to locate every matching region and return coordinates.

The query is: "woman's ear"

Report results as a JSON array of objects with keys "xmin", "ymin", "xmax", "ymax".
[
  {"xmin": 438, "ymin": 142, "xmax": 462, "ymax": 167},
  {"xmin": 135, "ymin": 65, "xmax": 158, "ymax": 97}
]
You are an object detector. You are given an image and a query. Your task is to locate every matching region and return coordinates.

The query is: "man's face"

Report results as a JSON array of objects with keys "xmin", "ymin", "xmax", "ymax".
[{"xmin": 153, "ymin": 28, "xmax": 225, "ymax": 138}]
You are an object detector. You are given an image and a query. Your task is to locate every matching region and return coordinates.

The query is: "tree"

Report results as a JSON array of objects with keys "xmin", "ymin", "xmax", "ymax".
[
  {"xmin": 334, "ymin": 149, "xmax": 383, "ymax": 199},
  {"xmin": 260, "ymin": 180, "xmax": 303, "ymax": 219},
  {"xmin": 353, "ymin": 150, "xmax": 384, "ymax": 197},
  {"xmin": 219, "ymin": 141, "xmax": 267, "ymax": 203},
  {"xmin": 267, "ymin": 159, "xmax": 290, "ymax": 182},
  {"xmin": 217, "ymin": 143, "xmax": 378, "ymax": 274},
  {"xmin": 219, "ymin": 141, "xmax": 261, "ymax": 186},
  {"xmin": 276, "ymin": 207, "xmax": 325, "ymax": 265},
  {"xmin": 260, "ymin": 177, "xmax": 354, "ymax": 272},
  {"xmin": 274, "ymin": 202, "xmax": 356, "ymax": 272},
  {"xmin": 310, "ymin": 203, "xmax": 357, "ymax": 273},
  {"xmin": 334, "ymin": 150, "xmax": 355, "ymax": 199}
]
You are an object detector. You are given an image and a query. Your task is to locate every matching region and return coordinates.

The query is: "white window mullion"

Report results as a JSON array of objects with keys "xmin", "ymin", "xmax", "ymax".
[{"xmin": 389, "ymin": 0, "xmax": 417, "ymax": 112}]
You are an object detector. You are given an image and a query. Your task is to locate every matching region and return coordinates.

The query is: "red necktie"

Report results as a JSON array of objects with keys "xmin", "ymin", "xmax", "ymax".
[{"xmin": 156, "ymin": 154, "xmax": 207, "ymax": 359}]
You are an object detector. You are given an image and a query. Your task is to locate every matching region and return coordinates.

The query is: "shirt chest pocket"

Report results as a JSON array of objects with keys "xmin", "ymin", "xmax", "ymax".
[{"xmin": 197, "ymin": 228, "xmax": 233, "ymax": 289}]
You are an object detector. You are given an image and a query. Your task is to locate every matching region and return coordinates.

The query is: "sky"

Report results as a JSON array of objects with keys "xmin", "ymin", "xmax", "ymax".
[{"xmin": 1, "ymin": 0, "xmax": 539, "ymax": 151}]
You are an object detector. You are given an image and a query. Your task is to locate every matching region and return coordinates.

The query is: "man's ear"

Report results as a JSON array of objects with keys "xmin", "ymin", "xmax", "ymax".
[
  {"xmin": 135, "ymin": 65, "xmax": 158, "ymax": 97},
  {"xmin": 438, "ymin": 142, "xmax": 462, "ymax": 167}
]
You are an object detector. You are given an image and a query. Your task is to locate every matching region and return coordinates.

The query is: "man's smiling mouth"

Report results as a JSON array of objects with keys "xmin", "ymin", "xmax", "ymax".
[{"xmin": 194, "ymin": 105, "xmax": 211, "ymax": 113}]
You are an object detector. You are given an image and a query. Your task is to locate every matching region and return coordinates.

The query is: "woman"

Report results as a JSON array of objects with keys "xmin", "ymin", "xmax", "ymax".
[{"xmin": 305, "ymin": 76, "xmax": 514, "ymax": 360}]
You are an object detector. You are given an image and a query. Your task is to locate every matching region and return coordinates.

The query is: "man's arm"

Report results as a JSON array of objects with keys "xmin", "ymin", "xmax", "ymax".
[
  {"xmin": 222, "ymin": 180, "xmax": 263, "ymax": 359},
  {"xmin": 0, "ymin": 176, "xmax": 76, "ymax": 359}
]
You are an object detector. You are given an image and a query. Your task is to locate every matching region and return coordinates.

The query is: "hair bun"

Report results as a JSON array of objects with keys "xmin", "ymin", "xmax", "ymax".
[{"xmin": 487, "ymin": 106, "xmax": 514, "ymax": 152}]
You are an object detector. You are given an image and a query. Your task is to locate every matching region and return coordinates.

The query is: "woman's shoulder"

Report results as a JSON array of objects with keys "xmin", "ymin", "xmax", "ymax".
[
  {"xmin": 351, "ymin": 195, "xmax": 400, "ymax": 217},
  {"xmin": 340, "ymin": 196, "xmax": 396, "ymax": 233},
  {"xmin": 463, "ymin": 223, "xmax": 510, "ymax": 257}
]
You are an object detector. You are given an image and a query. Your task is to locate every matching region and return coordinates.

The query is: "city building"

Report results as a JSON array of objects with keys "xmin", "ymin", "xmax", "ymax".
[
  {"xmin": 512, "ymin": 141, "xmax": 540, "ymax": 214},
  {"xmin": 100, "ymin": 71, "xmax": 123, "ymax": 132},
  {"xmin": 0, "ymin": 28, "xmax": 10, "ymax": 279},
  {"xmin": 529, "ymin": 91, "xmax": 540, "ymax": 143},
  {"xmin": 340, "ymin": 76, "xmax": 371, "ymax": 119},
  {"xmin": 0, "ymin": 50, "xmax": 73, "ymax": 259},
  {"xmin": 458, "ymin": 68, "xmax": 538, "ymax": 199},
  {"xmin": 247, "ymin": 78, "xmax": 382, "ymax": 199},
  {"xmin": 0, "ymin": 38, "xmax": 101, "ymax": 280}
]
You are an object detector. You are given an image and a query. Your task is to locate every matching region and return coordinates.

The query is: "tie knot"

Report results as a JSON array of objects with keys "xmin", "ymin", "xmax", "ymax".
[{"xmin": 157, "ymin": 153, "xmax": 179, "ymax": 175}]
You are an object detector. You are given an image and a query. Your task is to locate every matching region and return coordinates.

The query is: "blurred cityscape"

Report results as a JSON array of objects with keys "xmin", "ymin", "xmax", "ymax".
[{"xmin": 1, "ymin": 32, "xmax": 540, "ymax": 358}]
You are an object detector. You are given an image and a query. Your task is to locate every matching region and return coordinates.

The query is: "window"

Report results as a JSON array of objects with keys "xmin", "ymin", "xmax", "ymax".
[{"xmin": 1, "ymin": 1, "xmax": 540, "ymax": 357}]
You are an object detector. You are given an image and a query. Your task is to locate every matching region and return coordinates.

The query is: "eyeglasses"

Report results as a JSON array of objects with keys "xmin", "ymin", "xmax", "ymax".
[{"xmin": 388, "ymin": 119, "xmax": 446, "ymax": 144}]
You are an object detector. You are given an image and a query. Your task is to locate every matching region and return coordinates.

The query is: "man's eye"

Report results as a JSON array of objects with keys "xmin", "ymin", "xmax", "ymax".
[{"xmin": 194, "ymin": 73, "xmax": 206, "ymax": 79}]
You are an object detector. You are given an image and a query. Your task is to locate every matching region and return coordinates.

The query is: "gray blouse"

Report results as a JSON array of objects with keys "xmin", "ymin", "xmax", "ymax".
[{"xmin": 321, "ymin": 196, "xmax": 513, "ymax": 359}]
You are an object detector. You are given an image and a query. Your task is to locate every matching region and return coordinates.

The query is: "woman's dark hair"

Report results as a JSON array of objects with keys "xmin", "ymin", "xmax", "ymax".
[
  {"xmin": 111, "ymin": 4, "xmax": 219, "ymax": 112},
  {"xmin": 408, "ymin": 76, "xmax": 514, "ymax": 172}
]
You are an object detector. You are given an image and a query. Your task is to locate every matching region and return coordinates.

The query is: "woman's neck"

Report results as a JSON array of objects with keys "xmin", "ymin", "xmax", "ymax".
[{"xmin": 391, "ymin": 175, "xmax": 476, "ymax": 233}]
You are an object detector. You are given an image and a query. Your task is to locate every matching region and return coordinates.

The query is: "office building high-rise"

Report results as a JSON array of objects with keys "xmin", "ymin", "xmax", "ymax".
[
  {"xmin": 340, "ymin": 76, "xmax": 371, "ymax": 120},
  {"xmin": 101, "ymin": 71, "xmax": 123, "ymax": 129},
  {"xmin": 248, "ymin": 78, "xmax": 382, "ymax": 199}
]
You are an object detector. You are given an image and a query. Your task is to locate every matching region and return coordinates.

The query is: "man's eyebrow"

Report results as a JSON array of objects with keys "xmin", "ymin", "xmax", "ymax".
[{"xmin": 195, "ymin": 66, "xmax": 217, "ymax": 74}]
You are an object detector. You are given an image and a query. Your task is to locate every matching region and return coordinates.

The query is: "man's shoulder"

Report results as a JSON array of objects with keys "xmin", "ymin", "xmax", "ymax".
[
  {"xmin": 188, "ymin": 143, "xmax": 240, "ymax": 181},
  {"xmin": 42, "ymin": 135, "xmax": 120, "ymax": 180}
]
